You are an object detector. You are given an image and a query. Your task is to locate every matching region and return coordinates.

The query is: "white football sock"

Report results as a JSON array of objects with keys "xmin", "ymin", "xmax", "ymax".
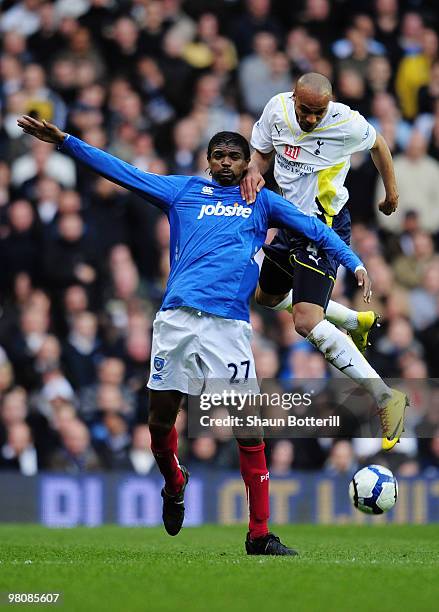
[
  {"xmin": 325, "ymin": 301, "xmax": 358, "ymax": 330},
  {"xmin": 272, "ymin": 290, "xmax": 292, "ymax": 311},
  {"xmin": 307, "ymin": 320, "xmax": 392, "ymax": 407}
]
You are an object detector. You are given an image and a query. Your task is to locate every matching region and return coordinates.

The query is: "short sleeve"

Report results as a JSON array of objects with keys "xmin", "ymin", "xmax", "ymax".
[
  {"xmin": 250, "ymin": 97, "xmax": 277, "ymax": 154},
  {"xmin": 343, "ymin": 112, "xmax": 377, "ymax": 156}
]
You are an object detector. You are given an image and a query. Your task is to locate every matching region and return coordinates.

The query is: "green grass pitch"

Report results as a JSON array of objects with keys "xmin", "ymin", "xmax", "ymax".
[{"xmin": 0, "ymin": 525, "xmax": 438, "ymax": 612}]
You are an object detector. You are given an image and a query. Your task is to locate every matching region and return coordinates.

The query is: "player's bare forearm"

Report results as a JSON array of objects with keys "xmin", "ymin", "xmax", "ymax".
[
  {"xmin": 249, "ymin": 150, "xmax": 273, "ymax": 176},
  {"xmin": 240, "ymin": 150, "xmax": 273, "ymax": 204},
  {"xmin": 370, "ymin": 133, "xmax": 399, "ymax": 216},
  {"xmin": 17, "ymin": 115, "xmax": 66, "ymax": 146}
]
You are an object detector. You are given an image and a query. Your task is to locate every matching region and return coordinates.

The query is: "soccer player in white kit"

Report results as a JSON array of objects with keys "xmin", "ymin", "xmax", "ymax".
[{"xmin": 240, "ymin": 72, "xmax": 407, "ymax": 451}]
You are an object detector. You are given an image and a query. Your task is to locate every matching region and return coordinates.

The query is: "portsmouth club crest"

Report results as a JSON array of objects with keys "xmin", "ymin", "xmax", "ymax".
[{"xmin": 154, "ymin": 357, "xmax": 165, "ymax": 371}]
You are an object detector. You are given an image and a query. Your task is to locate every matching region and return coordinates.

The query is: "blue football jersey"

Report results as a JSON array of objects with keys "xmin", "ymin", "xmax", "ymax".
[{"xmin": 60, "ymin": 135, "xmax": 363, "ymax": 322}]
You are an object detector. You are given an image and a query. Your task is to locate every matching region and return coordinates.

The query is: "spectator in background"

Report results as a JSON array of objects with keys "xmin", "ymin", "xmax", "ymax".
[
  {"xmin": 1, "ymin": 91, "xmax": 30, "ymax": 164},
  {"xmin": 53, "ymin": 284, "xmax": 89, "ymax": 339},
  {"xmin": 336, "ymin": 68, "xmax": 370, "ymax": 117},
  {"xmin": 417, "ymin": 60, "xmax": 439, "ymax": 115},
  {"xmin": 0, "ymin": 422, "xmax": 38, "ymax": 475},
  {"xmin": 190, "ymin": 73, "xmax": 238, "ymax": 145},
  {"xmin": 21, "ymin": 63, "xmax": 67, "ymax": 128},
  {"xmin": 33, "ymin": 176, "xmax": 61, "ymax": 233},
  {"xmin": 419, "ymin": 429, "xmax": 439, "ymax": 475},
  {"xmin": 79, "ymin": 357, "xmax": 135, "ymax": 423},
  {"xmin": 48, "ymin": 418, "xmax": 103, "ymax": 472},
  {"xmin": 366, "ymin": 55, "xmax": 393, "ymax": 95},
  {"xmin": 0, "ymin": 354, "xmax": 14, "ymax": 403},
  {"xmin": 424, "ymin": 103, "xmax": 439, "ymax": 163},
  {"xmin": 11, "ymin": 138, "xmax": 76, "ymax": 188},
  {"xmin": 129, "ymin": 424, "xmax": 156, "ymax": 475},
  {"xmin": 396, "ymin": 27, "xmax": 438, "ymax": 120},
  {"xmin": 0, "ymin": 387, "xmax": 28, "ymax": 439},
  {"xmin": 373, "ymin": 317, "xmax": 424, "ymax": 377},
  {"xmin": 189, "ymin": 437, "xmax": 218, "ymax": 469},
  {"xmin": 270, "ymin": 439, "xmax": 294, "ymax": 475},
  {"xmin": 229, "ymin": 0, "xmax": 283, "ymax": 58},
  {"xmin": 368, "ymin": 92, "xmax": 412, "ymax": 154},
  {"xmin": 49, "ymin": 57, "xmax": 78, "ymax": 106},
  {"xmin": 94, "ymin": 410, "xmax": 131, "ymax": 470},
  {"xmin": 62, "ymin": 311, "xmax": 102, "ymax": 389},
  {"xmin": 159, "ymin": 30, "xmax": 195, "ymax": 117},
  {"xmin": 374, "ymin": 0, "xmax": 400, "ymax": 68},
  {"xmin": 1, "ymin": 29, "xmax": 32, "ymax": 64},
  {"xmin": 168, "ymin": 117, "xmax": 201, "ymax": 175},
  {"xmin": 182, "ymin": 12, "xmax": 220, "ymax": 70},
  {"xmin": 418, "ymin": 299, "xmax": 439, "ymax": 377},
  {"xmin": 398, "ymin": 11, "xmax": 424, "ymax": 56},
  {"xmin": 86, "ymin": 178, "xmax": 130, "ymax": 255},
  {"xmin": 28, "ymin": 1, "xmax": 65, "ymax": 66},
  {"xmin": 375, "ymin": 130, "xmax": 439, "ymax": 234},
  {"xmin": 239, "ymin": 32, "xmax": 281, "ymax": 116},
  {"xmin": 137, "ymin": 0, "xmax": 168, "ymax": 58},
  {"xmin": 104, "ymin": 16, "xmax": 142, "ymax": 82},
  {"xmin": 136, "ymin": 57, "xmax": 175, "ymax": 127},
  {"xmin": 31, "ymin": 358, "xmax": 75, "ymax": 422},
  {"xmin": 0, "ymin": 54, "xmax": 24, "ymax": 107},
  {"xmin": 1, "ymin": 199, "xmax": 42, "ymax": 289},
  {"xmin": 284, "ymin": 27, "xmax": 309, "ymax": 72},
  {"xmin": 0, "ymin": 0, "xmax": 42, "ymax": 37},
  {"xmin": 409, "ymin": 259, "xmax": 439, "ymax": 331},
  {"xmin": 299, "ymin": 0, "xmax": 337, "ymax": 54},
  {"xmin": 335, "ymin": 23, "xmax": 378, "ymax": 80},
  {"xmin": 43, "ymin": 213, "xmax": 99, "ymax": 293},
  {"xmin": 5, "ymin": 304, "xmax": 50, "ymax": 389},
  {"xmin": 393, "ymin": 231, "xmax": 435, "ymax": 289},
  {"xmin": 324, "ymin": 440, "xmax": 358, "ymax": 476},
  {"xmin": 58, "ymin": 24, "xmax": 106, "ymax": 82}
]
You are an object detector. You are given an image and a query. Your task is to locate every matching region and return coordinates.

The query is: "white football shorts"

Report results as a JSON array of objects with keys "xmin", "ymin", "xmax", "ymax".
[{"xmin": 147, "ymin": 307, "xmax": 258, "ymax": 395}]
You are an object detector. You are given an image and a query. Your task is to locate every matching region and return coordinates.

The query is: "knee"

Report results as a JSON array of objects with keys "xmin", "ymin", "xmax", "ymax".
[
  {"xmin": 148, "ymin": 394, "xmax": 180, "ymax": 435},
  {"xmin": 293, "ymin": 305, "xmax": 322, "ymax": 337},
  {"xmin": 148, "ymin": 412, "xmax": 174, "ymax": 436},
  {"xmin": 148, "ymin": 409, "xmax": 174, "ymax": 436}
]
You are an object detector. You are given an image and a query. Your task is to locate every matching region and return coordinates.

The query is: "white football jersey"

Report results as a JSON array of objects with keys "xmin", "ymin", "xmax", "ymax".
[{"xmin": 251, "ymin": 93, "xmax": 376, "ymax": 224}]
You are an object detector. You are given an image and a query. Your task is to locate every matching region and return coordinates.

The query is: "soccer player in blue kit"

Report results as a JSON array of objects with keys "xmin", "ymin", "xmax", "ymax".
[{"xmin": 19, "ymin": 114, "xmax": 372, "ymax": 555}]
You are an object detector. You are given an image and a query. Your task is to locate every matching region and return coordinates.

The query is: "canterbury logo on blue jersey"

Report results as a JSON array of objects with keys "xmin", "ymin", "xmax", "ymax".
[
  {"xmin": 197, "ymin": 201, "xmax": 253, "ymax": 220},
  {"xmin": 201, "ymin": 185, "xmax": 214, "ymax": 195}
]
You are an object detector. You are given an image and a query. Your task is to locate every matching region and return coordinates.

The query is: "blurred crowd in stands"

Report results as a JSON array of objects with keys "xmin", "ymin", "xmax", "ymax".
[{"xmin": 1, "ymin": 0, "xmax": 439, "ymax": 478}]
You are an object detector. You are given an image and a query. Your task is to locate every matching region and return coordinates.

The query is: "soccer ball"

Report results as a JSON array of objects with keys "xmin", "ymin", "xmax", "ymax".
[{"xmin": 349, "ymin": 464, "xmax": 398, "ymax": 514}]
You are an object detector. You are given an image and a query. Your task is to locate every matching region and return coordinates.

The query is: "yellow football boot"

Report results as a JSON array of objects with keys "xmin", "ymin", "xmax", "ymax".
[
  {"xmin": 379, "ymin": 389, "xmax": 409, "ymax": 451},
  {"xmin": 349, "ymin": 311, "xmax": 380, "ymax": 355}
]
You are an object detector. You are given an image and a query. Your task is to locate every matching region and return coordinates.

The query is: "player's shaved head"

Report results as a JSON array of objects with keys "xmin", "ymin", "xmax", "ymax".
[
  {"xmin": 293, "ymin": 73, "xmax": 332, "ymax": 132},
  {"xmin": 295, "ymin": 72, "xmax": 332, "ymax": 100}
]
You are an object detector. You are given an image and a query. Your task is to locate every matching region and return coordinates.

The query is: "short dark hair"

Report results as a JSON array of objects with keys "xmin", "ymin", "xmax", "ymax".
[{"xmin": 207, "ymin": 131, "xmax": 250, "ymax": 161}]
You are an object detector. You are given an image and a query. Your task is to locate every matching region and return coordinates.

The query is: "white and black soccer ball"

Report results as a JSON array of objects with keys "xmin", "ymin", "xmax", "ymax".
[{"xmin": 349, "ymin": 464, "xmax": 398, "ymax": 514}]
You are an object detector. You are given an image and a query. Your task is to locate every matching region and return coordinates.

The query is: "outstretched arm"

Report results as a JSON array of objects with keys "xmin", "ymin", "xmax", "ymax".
[
  {"xmin": 265, "ymin": 190, "xmax": 372, "ymax": 303},
  {"xmin": 17, "ymin": 115, "xmax": 186, "ymax": 211},
  {"xmin": 370, "ymin": 133, "xmax": 399, "ymax": 216}
]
